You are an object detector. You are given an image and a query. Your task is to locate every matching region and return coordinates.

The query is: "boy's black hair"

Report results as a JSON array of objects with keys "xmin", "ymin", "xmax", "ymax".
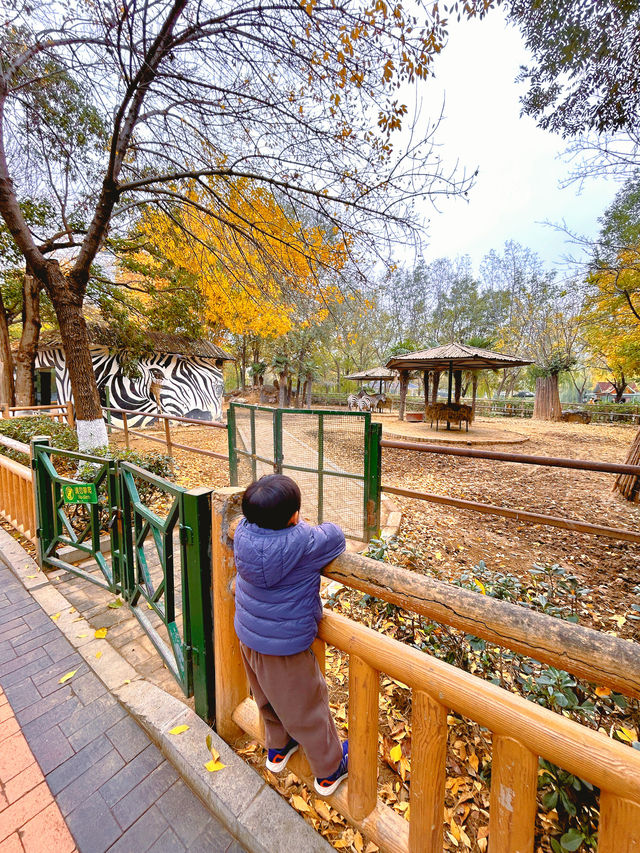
[{"xmin": 242, "ymin": 474, "xmax": 301, "ymax": 530}]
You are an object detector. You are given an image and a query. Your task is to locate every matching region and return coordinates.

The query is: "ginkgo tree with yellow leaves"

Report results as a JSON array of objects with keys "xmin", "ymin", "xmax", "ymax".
[{"xmin": 135, "ymin": 179, "xmax": 348, "ymax": 344}]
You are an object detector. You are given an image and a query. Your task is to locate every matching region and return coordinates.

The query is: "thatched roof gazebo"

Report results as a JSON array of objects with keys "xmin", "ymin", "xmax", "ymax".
[
  {"xmin": 386, "ymin": 343, "xmax": 533, "ymax": 426},
  {"xmin": 345, "ymin": 366, "xmax": 397, "ymax": 394}
]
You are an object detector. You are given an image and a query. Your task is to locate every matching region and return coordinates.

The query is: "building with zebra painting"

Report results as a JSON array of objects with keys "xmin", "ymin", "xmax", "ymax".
[{"xmin": 35, "ymin": 327, "xmax": 234, "ymax": 426}]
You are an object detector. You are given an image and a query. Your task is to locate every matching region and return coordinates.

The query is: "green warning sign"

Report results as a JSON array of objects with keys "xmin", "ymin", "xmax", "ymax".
[{"xmin": 62, "ymin": 483, "xmax": 98, "ymax": 505}]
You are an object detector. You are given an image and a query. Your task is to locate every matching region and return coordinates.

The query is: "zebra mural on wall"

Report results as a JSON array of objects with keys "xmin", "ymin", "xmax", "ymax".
[{"xmin": 36, "ymin": 345, "xmax": 227, "ymax": 427}]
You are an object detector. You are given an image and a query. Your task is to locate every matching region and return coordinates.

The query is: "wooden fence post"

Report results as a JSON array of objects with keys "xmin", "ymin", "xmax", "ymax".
[
  {"xmin": 122, "ymin": 412, "xmax": 130, "ymax": 450},
  {"xmin": 163, "ymin": 415, "xmax": 173, "ymax": 455},
  {"xmin": 488, "ymin": 735, "xmax": 537, "ymax": 853},
  {"xmin": 348, "ymin": 655, "xmax": 379, "ymax": 820},
  {"xmin": 409, "ymin": 690, "xmax": 447, "ymax": 852},
  {"xmin": 598, "ymin": 792, "xmax": 640, "ymax": 853},
  {"xmin": 212, "ymin": 487, "xmax": 249, "ymax": 742}
]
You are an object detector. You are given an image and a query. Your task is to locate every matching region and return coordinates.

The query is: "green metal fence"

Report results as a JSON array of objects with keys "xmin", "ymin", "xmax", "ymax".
[
  {"xmin": 227, "ymin": 404, "xmax": 382, "ymax": 541},
  {"xmin": 31, "ymin": 437, "xmax": 215, "ymax": 722}
]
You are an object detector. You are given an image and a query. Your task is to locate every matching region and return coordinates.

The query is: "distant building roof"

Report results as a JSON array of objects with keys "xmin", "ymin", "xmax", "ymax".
[
  {"xmin": 38, "ymin": 325, "xmax": 234, "ymax": 361},
  {"xmin": 594, "ymin": 381, "xmax": 639, "ymax": 395}
]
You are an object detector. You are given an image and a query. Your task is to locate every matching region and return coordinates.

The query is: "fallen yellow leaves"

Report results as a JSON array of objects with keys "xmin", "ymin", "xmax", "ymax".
[
  {"xmin": 58, "ymin": 670, "xmax": 77, "ymax": 684},
  {"xmin": 169, "ymin": 725, "xmax": 190, "ymax": 736},
  {"xmin": 204, "ymin": 734, "xmax": 226, "ymax": 772},
  {"xmin": 94, "ymin": 627, "xmax": 108, "ymax": 639}
]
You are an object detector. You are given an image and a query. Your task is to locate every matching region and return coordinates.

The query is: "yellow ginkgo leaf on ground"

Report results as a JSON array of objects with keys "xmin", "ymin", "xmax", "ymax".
[
  {"xmin": 595, "ymin": 686, "xmax": 611, "ymax": 697},
  {"xmin": 204, "ymin": 760, "xmax": 226, "ymax": 772},
  {"xmin": 26, "ymin": 574, "xmax": 38, "ymax": 579},
  {"xmin": 389, "ymin": 743, "xmax": 402, "ymax": 763},
  {"xmin": 314, "ymin": 800, "xmax": 332, "ymax": 821},
  {"xmin": 76, "ymin": 634, "xmax": 87, "ymax": 638},
  {"xmin": 95, "ymin": 651, "xmax": 103, "ymax": 660},
  {"xmin": 291, "ymin": 795, "xmax": 310, "ymax": 812},
  {"xmin": 59, "ymin": 670, "xmax": 77, "ymax": 684},
  {"xmin": 94, "ymin": 628, "xmax": 108, "ymax": 639},
  {"xmin": 434, "ymin": 550, "xmax": 443, "ymax": 560},
  {"xmin": 473, "ymin": 578, "xmax": 486, "ymax": 594},
  {"xmin": 169, "ymin": 725, "xmax": 190, "ymax": 736},
  {"xmin": 51, "ymin": 613, "xmax": 60, "ymax": 621}
]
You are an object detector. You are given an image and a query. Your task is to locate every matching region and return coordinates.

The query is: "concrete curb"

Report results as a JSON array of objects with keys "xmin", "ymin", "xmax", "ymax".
[{"xmin": 0, "ymin": 527, "xmax": 332, "ymax": 853}]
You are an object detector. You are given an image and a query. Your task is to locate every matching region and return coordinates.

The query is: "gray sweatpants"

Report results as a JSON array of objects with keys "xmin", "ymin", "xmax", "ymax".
[{"xmin": 240, "ymin": 642, "xmax": 343, "ymax": 778}]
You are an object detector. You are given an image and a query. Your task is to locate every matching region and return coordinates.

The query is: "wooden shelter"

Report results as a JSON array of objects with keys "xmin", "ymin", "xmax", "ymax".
[
  {"xmin": 345, "ymin": 366, "xmax": 397, "ymax": 394},
  {"xmin": 386, "ymin": 343, "xmax": 533, "ymax": 427}
]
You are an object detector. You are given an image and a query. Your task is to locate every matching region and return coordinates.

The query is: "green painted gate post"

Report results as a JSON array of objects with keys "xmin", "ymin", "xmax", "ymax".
[
  {"xmin": 227, "ymin": 404, "xmax": 238, "ymax": 486},
  {"xmin": 365, "ymin": 422, "xmax": 382, "ymax": 542},
  {"xmin": 30, "ymin": 437, "xmax": 54, "ymax": 567},
  {"xmin": 182, "ymin": 487, "xmax": 216, "ymax": 723}
]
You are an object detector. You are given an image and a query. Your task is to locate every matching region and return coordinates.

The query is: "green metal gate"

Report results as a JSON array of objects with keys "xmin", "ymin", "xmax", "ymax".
[
  {"xmin": 31, "ymin": 437, "xmax": 214, "ymax": 722},
  {"xmin": 227, "ymin": 404, "xmax": 382, "ymax": 541}
]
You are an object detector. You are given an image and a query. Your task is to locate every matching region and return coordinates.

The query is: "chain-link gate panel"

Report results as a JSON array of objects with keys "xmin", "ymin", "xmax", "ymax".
[{"xmin": 228, "ymin": 404, "xmax": 381, "ymax": 541}]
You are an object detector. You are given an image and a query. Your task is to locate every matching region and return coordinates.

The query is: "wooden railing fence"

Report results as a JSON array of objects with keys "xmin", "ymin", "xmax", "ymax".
[
  {"xmin": 212, "ymin": 487, "xmax": 640, "ymax": 853},
  {"xmin": 1, "ymin": 402, "xmax": 74, "ymax": 426},
  {"xmin": 102, "ymin": 406, "xmax": 228, "ymax": 461},
  {"xmin": 0, "ymin": 435, "xmax": 36, "ymax": 542}
]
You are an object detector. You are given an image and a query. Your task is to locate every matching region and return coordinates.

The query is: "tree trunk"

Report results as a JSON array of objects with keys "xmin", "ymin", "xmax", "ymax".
[
  {"xmin": 294, "ymin": 374, "xmax": 301, "ymax": 406},
  {"xmin": 278, "ymin": 369, "xmax": 287, "ymax": 407},
  {"xmin": 14, "ymin": 271, "xmax": 41, "ymax": 406},
  {"xmin": 431, "ymin": 370, "xmax": 441, "ymax": 404},
  {"xmin": 47, "ymin": 266, "xmax": 106, "ymax": 449},
  {"xmin": 0, "ymin": 288, "xmax": 14, "ymax": 408},
  {"xmin": 614, "ymin": 428, "xmax": 640, "ymax": 501},
  {"xmin": 533, "ymin": 374, "xmax": 563, "ymax": 421},
  {"xmin": 398, "ymin": 370, "xmax": 409, "ymax": 420},
  {"xmin": 471, "ymin": 372, "xmax": 478, "ymax": 417},
  {"xmin": 305, "ymin": 377, "xmax": 313, "ymax": 409},
  {"xmin": 241, "ymin": 338, "xmax": 247, "ymax": 390},
  {"xmin": 454, "ymin": 370, "xmax": 462, "ymax": 404}
]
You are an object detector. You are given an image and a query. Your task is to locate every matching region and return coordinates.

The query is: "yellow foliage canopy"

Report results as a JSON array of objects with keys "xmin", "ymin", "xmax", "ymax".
[{"xmin": 138, "ymin": 179, "xmax": 348, "ymax": 340}]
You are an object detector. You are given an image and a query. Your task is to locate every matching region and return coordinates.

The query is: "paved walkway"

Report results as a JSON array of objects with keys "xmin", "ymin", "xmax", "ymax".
[{"xmin": 0, "ymin": 562, "xmax": 245, "ymax": 853}]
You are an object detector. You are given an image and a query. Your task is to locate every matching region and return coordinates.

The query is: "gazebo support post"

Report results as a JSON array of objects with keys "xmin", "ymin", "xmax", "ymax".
[
  {"xmin": 423, "ymin": 371, "xmax": 429, "ymax": 414},
  {"xmin": 399, "ymin": 370, "xmax": 409, "ymax": 421},
  {"xmin": 446, "ymin": 361, "xmax": 453, "ymax": 430},
  {"xmin": 454, "ymin": 370, "xmax": 462, "ymax": 404},
  {"xmin": 472, "ymin": 372, "xmax": 478, "ymax": 417},
  {"xmin": 431, "ymin": 371, "xmax": 440, "ymax": 404}
]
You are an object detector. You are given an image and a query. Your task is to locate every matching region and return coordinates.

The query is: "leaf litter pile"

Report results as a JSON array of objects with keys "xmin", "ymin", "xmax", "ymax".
[{"xmin": 117, "ymin": 416, "xmax": 640, "ymax": 851}]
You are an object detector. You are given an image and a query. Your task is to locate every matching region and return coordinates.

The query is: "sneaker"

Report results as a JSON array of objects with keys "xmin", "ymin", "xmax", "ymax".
[
  {"xmin": 314, "ymin": 741, "xmax": 348, "ymax": 796},
  {"xmin": 266, "ymin": 738, "xmax": 298, "ymax": 773}
]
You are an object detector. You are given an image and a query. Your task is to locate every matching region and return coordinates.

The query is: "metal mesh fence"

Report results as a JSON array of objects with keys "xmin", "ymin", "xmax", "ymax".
[{"xmin": 230, "ymin": 405, "xmax": 380, "ymax": 541}]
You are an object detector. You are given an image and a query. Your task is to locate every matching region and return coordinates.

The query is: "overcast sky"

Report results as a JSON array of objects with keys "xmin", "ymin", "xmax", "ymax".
[{"xmin": 412, "ymin": 9, "xmax": 620, "ymax": 277}]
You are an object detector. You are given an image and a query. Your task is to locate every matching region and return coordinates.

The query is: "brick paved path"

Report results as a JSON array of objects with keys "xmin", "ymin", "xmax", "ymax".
[{"xmin": 0, "ymin": 563, "xmax": 245, "ymax": 853}]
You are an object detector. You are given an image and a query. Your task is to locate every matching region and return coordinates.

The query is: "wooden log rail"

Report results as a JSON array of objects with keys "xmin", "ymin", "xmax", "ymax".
[
  {"xmin": 2, "ymin": 402, "xmax": 73, "ymax": 426},
  {"xmin": 0, "ymin": 453, "xmax": 36, "ymax": 542},
  {"xmin": 380, "ymin": 439, "xmax": 640, "ymax": 544},
  {"xmin": 212, "ymin": 488, "xmax": 640, "ymax": 853},
  {"xmin": 102, "ymin": 406, "xmax": 229, "ymax": 461}
]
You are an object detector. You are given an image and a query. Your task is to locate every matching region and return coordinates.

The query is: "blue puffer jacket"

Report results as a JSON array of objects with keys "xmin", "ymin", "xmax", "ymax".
[{"xmin": 233, "ymin": 519, "xmax": 346, "ymax": 655}]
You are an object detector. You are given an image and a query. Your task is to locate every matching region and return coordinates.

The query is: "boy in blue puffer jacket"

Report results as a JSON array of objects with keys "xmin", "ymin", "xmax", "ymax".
[{"xmin": 234, "ymin": 474, "xmax": 348, "ymax": 796}]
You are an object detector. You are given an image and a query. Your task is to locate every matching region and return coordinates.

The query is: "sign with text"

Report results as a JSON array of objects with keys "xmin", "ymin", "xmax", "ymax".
[{"xmin": 62, "ymin": 483, "xmax": 98, "ymax": 505}]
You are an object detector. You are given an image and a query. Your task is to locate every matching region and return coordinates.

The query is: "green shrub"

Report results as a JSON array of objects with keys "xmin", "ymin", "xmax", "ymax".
[{"xmin": 0, "ymin": 416, "xmax": 77, "ymax": 463}]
